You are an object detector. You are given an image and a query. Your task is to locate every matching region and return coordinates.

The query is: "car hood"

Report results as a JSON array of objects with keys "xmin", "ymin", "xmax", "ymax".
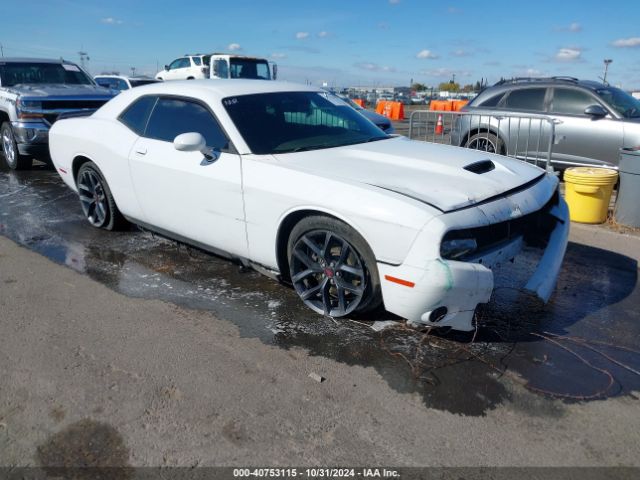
[
  {"xmin": 273, "ymin": 136, "xmax": 545, "ymax": 213},
  {"xmin": 5, "ymin": 83, "xmax": 114, "ymax": 99}
]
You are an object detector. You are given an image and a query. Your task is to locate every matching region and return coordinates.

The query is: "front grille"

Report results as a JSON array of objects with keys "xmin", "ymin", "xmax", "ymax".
[{"xmin": 441, "ymin": 190, "xmax": 560, "ymax": 259}]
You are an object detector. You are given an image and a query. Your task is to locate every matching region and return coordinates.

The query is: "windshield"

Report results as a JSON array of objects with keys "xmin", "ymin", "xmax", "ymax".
[
  {"xmin": 229, "ymin": 58, "xmax": 271, "ymax": 80},
  {"xmin": 223, "ymin": 91, "xmax": 389, "ymax": 154},
  {"xmin": 0, "ymin": 62, "xmax": 93, "ymax": 87},
  {"xmin": 596, "ymin": 87, "xmax": 640, "ymax": 118}
]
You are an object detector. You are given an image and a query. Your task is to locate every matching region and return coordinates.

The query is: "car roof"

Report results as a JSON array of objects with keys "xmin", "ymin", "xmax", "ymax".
[
  {"xmin": 94, "ymin": 79, "xmax": 322, "ymax": 119},
  {"xmin": 128, "ymin": 79, "xmax": 319, "ymax": 97},
  {"xmin": 94, "ymin": 75, "xmax": 158, "ymax": 81},
  {"xmin": 491, "ymin": 77, "xmax": 608, "ymax": 91}
]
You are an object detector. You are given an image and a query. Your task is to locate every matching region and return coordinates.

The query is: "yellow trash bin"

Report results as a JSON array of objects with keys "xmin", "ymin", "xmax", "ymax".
[{"xmin": 564, "ymin": 167, "xmax": 618, "ymax": 224}]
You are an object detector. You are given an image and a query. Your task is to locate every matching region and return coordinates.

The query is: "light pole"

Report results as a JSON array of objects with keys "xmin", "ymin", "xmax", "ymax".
[
  {"xmin": 78, "ymin": 51, "xmax": 90, "ymax": 71},
  {"xmin": 603, "ymin": 59, "xmax": 613, "ymax": 84},
  {"xmin": 130, "ymin": 67, "xmax": 136, "ymax": 77}
]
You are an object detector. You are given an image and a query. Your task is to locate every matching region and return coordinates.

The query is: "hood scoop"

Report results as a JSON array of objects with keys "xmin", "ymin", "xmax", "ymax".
[{"xmin": 464, "ymin": 159, "xmax": 495, "ymax": 174}]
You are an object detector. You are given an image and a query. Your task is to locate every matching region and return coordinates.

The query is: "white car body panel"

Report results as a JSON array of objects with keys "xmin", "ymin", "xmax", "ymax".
[
  {"xmin": 128, "ymin": 137, "xmax": 248, "ymax": 258},
  {"xmin": 49, "ymin": 80, "xmax": 569, "ymax": 331}
]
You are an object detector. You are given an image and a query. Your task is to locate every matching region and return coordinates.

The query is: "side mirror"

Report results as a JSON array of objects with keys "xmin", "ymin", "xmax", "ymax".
[
  {"xmin": 174, "ymin": 133, "xmax": 219, "ymax": 162},
  {"xmin": 174, "ymin": 132, "xmax": 206, "ymax": 153},
  {"xmin": 584, "ymin": 104, "xmax": 608, "ymax": 118},
  {"xmin": 164, "ymin": 65, "xmax": 169, "ymax": 71},
  {"xmin": 272, "ymin": 63, "xmax": 278, "ymax": 80}
]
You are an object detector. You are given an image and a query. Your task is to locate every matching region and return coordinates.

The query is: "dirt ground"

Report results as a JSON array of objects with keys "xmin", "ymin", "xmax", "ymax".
[{"xmin": 1, "ymin": 235, "xmax": 640, "ymax": 470}]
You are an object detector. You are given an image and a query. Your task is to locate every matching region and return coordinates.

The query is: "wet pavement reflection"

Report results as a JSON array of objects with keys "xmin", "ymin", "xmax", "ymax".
[{"xmin": 1, "ymin": 163, "xmax": 639, "ymax": 416}]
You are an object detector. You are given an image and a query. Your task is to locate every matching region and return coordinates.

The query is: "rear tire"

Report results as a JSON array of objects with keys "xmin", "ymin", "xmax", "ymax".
[
  {"xmin": 287, "ymin": 216, "xmax": 382, "ymax": 317},
  {"xmin": 465, "ymin": 132, "xmax": 504, "ymax": 155},
  {"xmin": 76, "ymin": 161, "xmax": 128, "ymax": 231},
  {"xmin": 1, "ymin": 122, "xmax": 32, "ymax": 170}
]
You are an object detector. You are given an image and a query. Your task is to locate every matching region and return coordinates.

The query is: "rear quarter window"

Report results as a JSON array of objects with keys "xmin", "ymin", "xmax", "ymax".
[
  {"xmin": 118, "ymin": 96, "xmax": 157, "ymax": 135},
  {"xmin": 476, "ymin": 92, "xmax": 505, "ymax": 108},
  {"xmin": 504, "ymin": 88, "xmax": 547, "ymax": 111}
]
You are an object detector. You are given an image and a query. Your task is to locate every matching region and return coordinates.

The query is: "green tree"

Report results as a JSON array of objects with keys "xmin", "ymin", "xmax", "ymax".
[
  {"xmin": 438, "ymin": 82, "xmax": 460, "ymax": 92},
  {"xmin": 411, "ymin": 82, "xmax": 427, "ymax": 92}
]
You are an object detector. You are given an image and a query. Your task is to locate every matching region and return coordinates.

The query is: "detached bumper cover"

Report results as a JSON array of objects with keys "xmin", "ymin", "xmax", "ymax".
[
  {"xmin": 524, "ymin": 199, "xmax": 570, "ymax": 302},
  {"xmin": 378, "ymin": 174, "xmax": 569, "ymax": 331}
]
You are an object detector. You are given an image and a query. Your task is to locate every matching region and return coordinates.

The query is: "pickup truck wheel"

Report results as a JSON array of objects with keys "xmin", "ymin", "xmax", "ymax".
[
  {"xmin": 287, "ymin": 216, "xmax": 382, "ymax": 318},
  {"xmin": 1, "ymin": 122, "xmax": 32, "ymax": 170},
  {"xmin": 76, "ymin": 161, "xmax": 128, "ymax": 231}
]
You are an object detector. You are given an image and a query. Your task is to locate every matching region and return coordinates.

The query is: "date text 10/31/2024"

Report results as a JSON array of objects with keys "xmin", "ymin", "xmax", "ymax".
[{"xmin": 233, "ymin": 468, "xmax": 400, "ymax": 478}]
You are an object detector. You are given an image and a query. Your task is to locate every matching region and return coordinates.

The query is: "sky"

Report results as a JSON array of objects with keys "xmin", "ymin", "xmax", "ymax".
[{"xmin": 2, "ymin": 0, "xmax": 640, "ymax": 89}]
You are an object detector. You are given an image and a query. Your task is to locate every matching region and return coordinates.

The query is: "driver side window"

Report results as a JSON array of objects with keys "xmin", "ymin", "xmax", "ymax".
[
  {"xmin": 551, "ymin": 88, "xmax": 598, "ymax": 116},
  {"xmin": 168, "ymin": 59, "xmax": 184, "ymax": 70},
  {"xmin": 144, "ymin": 97, "xmax": 230, "ymax": 151}
]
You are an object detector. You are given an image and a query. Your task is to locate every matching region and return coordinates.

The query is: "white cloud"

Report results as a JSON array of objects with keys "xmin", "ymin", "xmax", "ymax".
[
  {"xmin": 421, "ymin": 68, "xmax": 470, "ymax": 78},
  {"xmin": 612, "ymin": 37, "xmax": 640, "ymax": 48},
  {"xmin": 555, "ymin": 22, "xmax": 582, "ymax": 32},
  {"xmin": 228, "ymin": 43, "xmax": 241, "ymax": 51},
  {"xmin": 354, "ymin": 62, "xmax": 395, "ymax": 72},
  {"xmin": 416, "ymin": 49, "xmax": 438, "ymax": 59},
  {"xmin": 452, "ymin": 49, "xmax": 469, "ymax": 57},
  {"xmin": 554, "ymin": 47, "xmax": 582, "ymax": 62},
  {"xmin": 317, "ymin": 31, "xmax": 329, "ymax": 38},
  {"xmin": 295, "ymin": 32, "xmax": 309, "ymax": 40},
  {"xmin": 100, "ymin": 17, "xmax": 123, "ymax": 25},
  {"xmin": 271, "ymin": 53, "xmax": 287, "ymax": 59}
]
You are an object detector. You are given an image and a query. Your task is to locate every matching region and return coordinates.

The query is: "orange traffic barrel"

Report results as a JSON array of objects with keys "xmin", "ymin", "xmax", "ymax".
[
  {"xmin": 452, "ymin": 100, "xmax": 468, "ymax": 111},
  {"xmin": 389, "ymin": 101, "xmax": 405, "ymax": 120},
  {"xmin": 353, "ymin": 98, "xmax": 365, "ymax": 108},
  {"xmin": 430, "ymin": 100, "xmax": 450, "ymax": 111}
]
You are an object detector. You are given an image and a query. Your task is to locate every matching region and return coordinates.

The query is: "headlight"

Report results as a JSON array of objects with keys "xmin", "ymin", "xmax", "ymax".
[
  {"xmin": 19, "ymin": 100, "xmax": 42, "ymax": 109},
  {"xmin": 16, "ymin": 100, "xmax": 43, "ymax": 119},
  {"xmin": 440, "ymin": 238, "xmax": 477, "ymax": 260}
]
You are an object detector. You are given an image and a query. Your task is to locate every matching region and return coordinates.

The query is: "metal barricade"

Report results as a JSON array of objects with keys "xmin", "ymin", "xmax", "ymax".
[{"xmin": 408, "ymin": 110, "xmax": 559, "ymax": 170}]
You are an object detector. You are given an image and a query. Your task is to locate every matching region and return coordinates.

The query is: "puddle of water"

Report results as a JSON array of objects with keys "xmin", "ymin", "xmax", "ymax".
[{"xmin": 1, "ymin": 167, "xmax": 639, "ymax": 416}]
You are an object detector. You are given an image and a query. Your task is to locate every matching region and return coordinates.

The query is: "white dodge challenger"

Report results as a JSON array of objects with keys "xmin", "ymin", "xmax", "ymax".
[{"xmin": 49, "ymin": 80, "xmax": 569, "ymax": 331}]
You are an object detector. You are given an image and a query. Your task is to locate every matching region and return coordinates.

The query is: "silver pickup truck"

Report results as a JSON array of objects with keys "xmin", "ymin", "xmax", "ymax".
[{"xmin": 0, "ymin": 57, "xmax": 115, "ymax": 170}]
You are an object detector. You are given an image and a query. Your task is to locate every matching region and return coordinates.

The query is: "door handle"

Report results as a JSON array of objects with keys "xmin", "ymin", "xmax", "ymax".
[{"xmin": 135, "ymin": 148, "xmax": 147, "ymax": 155}]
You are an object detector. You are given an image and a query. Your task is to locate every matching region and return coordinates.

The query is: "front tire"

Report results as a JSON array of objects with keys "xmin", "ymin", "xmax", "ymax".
[
  {"xmin": 1, "ymin": 122, "xmax": 32, "ymax": 170},
  {"xmin": 76, "ymin": 162, "xmax": 127, "ymax": 230},
  {"xmin": 287, "ymin": 216, "xmax": 382, "ymax": 317},
  {"xmin": 464, "ymin": 132, "xmax": 504, "ymax": 155}
]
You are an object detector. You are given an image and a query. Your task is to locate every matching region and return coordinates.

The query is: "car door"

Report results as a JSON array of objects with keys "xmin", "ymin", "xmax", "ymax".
[
  {"xmin": 499, "ymin": 87, "xmax": 551, "ymax": 161},
  {"xmin": 549, "ymin": 87, "xmax": 623, "ymax": 168},
  {"xmin": 165, "ymin": 58, "xmax": 186, "ymax": 80},
  {"xmin": 128, "ymin": 95, "xmax": 248, "ymax": 258}
]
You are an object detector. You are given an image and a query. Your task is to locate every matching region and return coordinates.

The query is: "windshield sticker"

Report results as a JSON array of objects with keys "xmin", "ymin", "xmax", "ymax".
[
  {"xmin": 223, "ymin": 98, "xmax": 238, "ymax": 106},
  {"xmin": 62, "ymin": 64, "xmax": 81, "ymax": 72}
]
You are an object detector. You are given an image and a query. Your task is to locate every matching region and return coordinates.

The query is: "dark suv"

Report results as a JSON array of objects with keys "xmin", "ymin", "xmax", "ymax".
[{"xmin": 450, "ymin": 77, "xmax": 640, "ymax": 169}]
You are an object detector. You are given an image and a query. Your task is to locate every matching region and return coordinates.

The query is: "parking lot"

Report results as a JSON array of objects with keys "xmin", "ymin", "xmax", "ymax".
[{"xmin": 1, "ymin": 159, "xmax": 640, "ymax": 470}]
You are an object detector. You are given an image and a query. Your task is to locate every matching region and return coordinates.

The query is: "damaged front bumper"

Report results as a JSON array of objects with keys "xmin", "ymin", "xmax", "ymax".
[{"xmin": 378, "ymin": 173, "xmax": 569, "ymax": 331}]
